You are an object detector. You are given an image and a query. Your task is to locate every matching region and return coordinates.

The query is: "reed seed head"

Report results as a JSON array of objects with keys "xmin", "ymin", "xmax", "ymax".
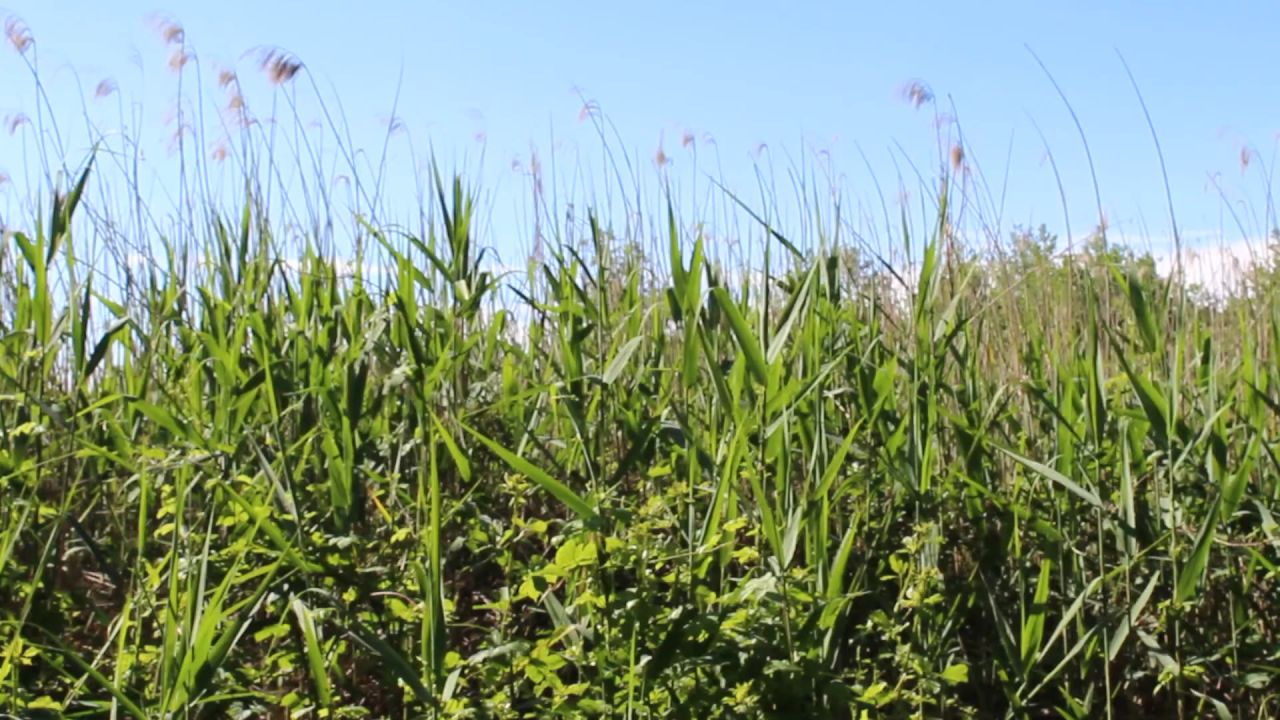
[
  {"xmin": 168, "ymin": 49, "xmax": 190, "ymax": 73},
  {"xmin": 149, "ymin": 15, "xmax": 184, "ymax": 45},
  {"xmin": 4, "ymin": 15, "xmax": 31, "ymax": 54},
  {"xmin": 5, "ymin": 113, "xmax": 29, "ymax": 135},
  {"xmin": 902, "ymin": 80, "xmax": 933, "ymax": 109},
  {"xmin": 259, "ymin": 48, "xmax": 303, "ymax": 85}
]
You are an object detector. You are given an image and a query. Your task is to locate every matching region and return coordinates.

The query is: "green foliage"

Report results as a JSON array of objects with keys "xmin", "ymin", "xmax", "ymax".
[{"xmin": 1, "ymin": 38, "xmax": 1279, "ymax": 720}]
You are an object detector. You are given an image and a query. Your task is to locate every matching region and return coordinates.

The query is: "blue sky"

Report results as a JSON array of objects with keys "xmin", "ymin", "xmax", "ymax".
[{"xmin": 1, "ymin": 1, "xmax": 1278, "ymax": 270}]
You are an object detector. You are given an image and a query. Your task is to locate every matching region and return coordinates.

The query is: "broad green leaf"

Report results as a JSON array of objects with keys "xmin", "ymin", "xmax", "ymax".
[
  {"xmin": 998, "ymin": 446, "xmax": 1102, "ymax": 509},
  {"xmin": 132, "ymin": 401, "xmax": 192, "ymax": 443},
  {"xmin": 602, "ymin": 336, "xmax": 643, "ymax": 386},
  {"xmin": 464, "ymin": 424, "xmax": 598, "ymax": 523},
  {"xmin": 1176, "ymin": 495, "xmax": 1220, "ymax": 604},
  {"xmin": 766, "ymin": 263, "xmax": 816, "ymax": 364},
  {"xmin": 429, "ymin": 411, "xmax": 472, "ymax": 482},
  {"xmin": 292, "ymin": 597, "xmax": 333, "ymax": 710},
  {"xmin": 711, "ymin": 287, "xmax": 768, "ymax": 385},
  {"xmin": 83, "ymin": 319, "xmax": 129, "ymax": 381},
  {"xmin": 940, "ymin": 663, "xmax": 969, "ymax": 685},
  {"xmin": 1020, "ymin": 558, "xmax": 1052, "ymax": 673},
  {"xmin": 1108, "ymin": 572, "xmax": 1159, "ymax": 661},
  {"xmin": 1123, "ymin": 268, "xmax": 1159, "ymax": 353}
]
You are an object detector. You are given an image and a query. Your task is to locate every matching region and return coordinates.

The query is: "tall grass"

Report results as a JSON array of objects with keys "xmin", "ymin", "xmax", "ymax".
[{"xmin": 2, "ymin": 16, "xmax": 1280, "ymax": 719}]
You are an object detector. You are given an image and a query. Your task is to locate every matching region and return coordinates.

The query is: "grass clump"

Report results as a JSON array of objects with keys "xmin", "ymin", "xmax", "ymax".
[{"xmin": 2, "ymin": 17, "xmax": 1280, "ymax": 720}]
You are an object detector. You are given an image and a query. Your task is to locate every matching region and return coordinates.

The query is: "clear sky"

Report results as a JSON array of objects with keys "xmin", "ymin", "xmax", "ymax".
[{"xmin": 2, "ymin": 1, "xmax": 1278, "ymax": 271}]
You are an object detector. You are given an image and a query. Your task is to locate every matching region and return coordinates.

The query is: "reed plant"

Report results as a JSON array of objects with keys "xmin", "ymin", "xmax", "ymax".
[{"xmin": 1, "ymin": 15, "xmax": 1278, "ymax": 719}]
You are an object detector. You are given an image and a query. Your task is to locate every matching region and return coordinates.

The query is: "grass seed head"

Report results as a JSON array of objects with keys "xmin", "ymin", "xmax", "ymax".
[
  {"xmin": 259, "ymin": 48, "xmax": 303, "ymax": 85},
  {"xmin": 168, "ymin": 49, "xmax": 191, "ymax": 73},
  {"xmin": 150, "ymin": 15, "xmax": 184, "ymax": 45},
  {"xmin": 902, "ymin": 79, "xmax": 933, "ymax": 109},
  {"xmin": 4, "ymin": 15, "xmax": 31, "ymax": 54},
  {"xmin": 5, "ymin": 113, "xmax": 29, "ymax": 135}
]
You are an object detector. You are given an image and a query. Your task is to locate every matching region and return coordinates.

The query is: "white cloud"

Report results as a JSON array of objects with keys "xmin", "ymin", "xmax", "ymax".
[{"xmin": 1148, "ymin": 236, "xmax": 1274, "ymax": 295}]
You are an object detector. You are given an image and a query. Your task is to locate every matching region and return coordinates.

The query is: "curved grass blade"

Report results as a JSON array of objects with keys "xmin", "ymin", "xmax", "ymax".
[
  {"xmin": 602, "ymin": 336, "xmax": 644, "ymax": 386},
  {"xmin": 463, "ymin": 424, "xmax": 598, "ymax": 523},
  {"xmin": 997, "ymin": 446, "xmax": 1102, "ymax": 510},
  {"xmin": 292, "ymin": 597, "xmax": 333, "ymax": 711},
  {"xmin": 711, "ymin": 287, "xmax": 768, "ymax": 385},
  {"xmin": 1176, "ymin": 495, "xmax": 1221, "ymax": 604}
]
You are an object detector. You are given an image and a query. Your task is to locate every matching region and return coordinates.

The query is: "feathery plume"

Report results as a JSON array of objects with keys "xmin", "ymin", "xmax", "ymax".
[
  {"xmin": 901, "ymin": 80, "xmax": 934, "ymax": 109},
  {"xmin": 168, "ymin": 49, "xmax": 191, "ymax": 73},
  {"xmin": 4, "ymin": 15, "xmax": 31, "ymax": 54},
  {"xmin": 258, "ymin": 48, "xmax": 303, "ymax": 85},
  {"xmin": 149, "ymin": 15, "xmax": 185, "ymax": 45},
  {"xmin": 5, "ymin": 113, "xmax": 29, "ymax": 135}
]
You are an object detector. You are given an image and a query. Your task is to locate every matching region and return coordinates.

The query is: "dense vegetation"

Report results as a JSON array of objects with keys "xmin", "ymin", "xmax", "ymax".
[{"xmin": 3, "ymin": 19, "xmax": 1280, "ymax": 719}]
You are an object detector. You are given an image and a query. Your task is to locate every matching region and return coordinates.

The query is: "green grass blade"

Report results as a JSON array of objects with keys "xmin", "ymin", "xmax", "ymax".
[
  {"xmin": 997, "ymin": 446, "xmax": 1103, "ymax": 510},
  {"xmin": 464, "ymin": 424, "xmax": 598, "ymax": 523},
  {"xmin": 1176, "ymin": 495, "xmax": 1221, "ymax": 604},
  {"xmin": 1020, "ymin": 558, "xmax": 1052, "ymax": 674},
  {"xmin": 711, "ymin": 287, "xmax": 768, "ymax": 385},
  {"xmin": 292, "ymin": 597, "xmax": 333, "ymax": 710}
]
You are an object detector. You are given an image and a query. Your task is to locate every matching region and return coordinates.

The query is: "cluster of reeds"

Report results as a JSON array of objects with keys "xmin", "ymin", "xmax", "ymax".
[{"xmin": 1, "ymin": 14, "xmax": 1278, "ymax": 719}]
